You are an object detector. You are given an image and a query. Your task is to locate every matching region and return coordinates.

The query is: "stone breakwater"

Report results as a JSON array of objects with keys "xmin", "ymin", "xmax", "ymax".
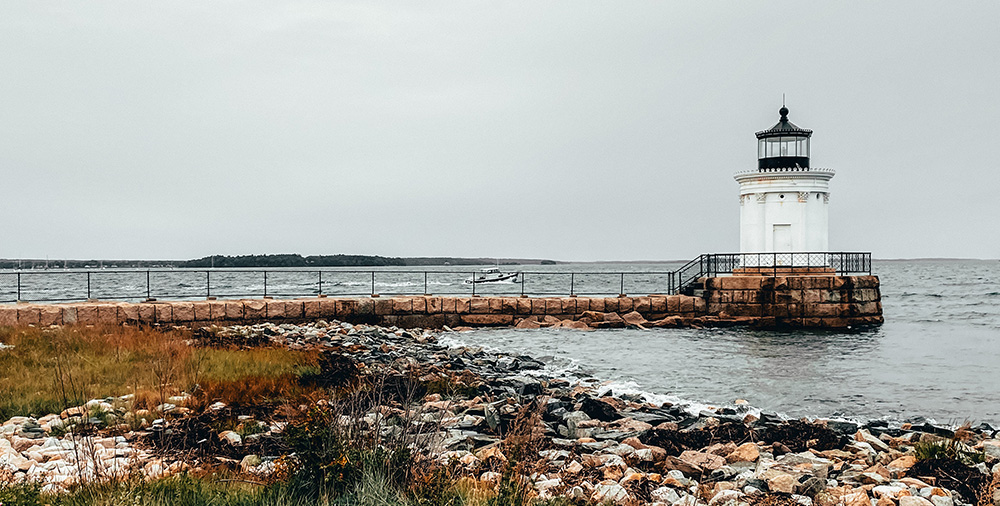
[
  {"xmin": 0, "ymin": 274, "xmax": 882, "ymax": 330},
  {"xmin": 3, "ymin": 319, "xmax": 994, "ymax": 504},
  {"xmin": 0, "ymin": 295, "xmax": 707, "ymax": 328}
]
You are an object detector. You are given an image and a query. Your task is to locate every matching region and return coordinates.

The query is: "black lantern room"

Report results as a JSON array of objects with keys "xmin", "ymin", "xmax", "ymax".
[{"xmin": 755, "ymin": 106, "xmax": 812, "ymax": 170}]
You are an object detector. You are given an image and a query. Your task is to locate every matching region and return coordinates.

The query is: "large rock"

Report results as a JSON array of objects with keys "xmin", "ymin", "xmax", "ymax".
[
  {"xmin": 651, "ymin": 487, "xmax": 681, "ymax": 504},
  {"xmin": 660, "ymin": 456, "xmax": 703, "ymax": 478},
  {"xmin": 515, "ymin": 318, "xmax": 541, "ymax": 329},
  {"xmin": 872, "ymin": 486, "xmax": 906, "ymax": 499},
  {"xmin": 581, "ymin": 397, "xmax": 621, "ymax": 422},
  {"xmin": 678, "ymin": 450, "xmax": 725, "ymax": 471},
  {"xmin": 538, "ymin": 315, "xmax": 562, "ymax": 327},
  {"xmin": 594, "ymin": 312, "xmax": 625, "ymax": 328},
  {"xmin": 564, "ymin": 411, "xmax": 591, "ymax": 437},
  {"xmin": 218, "ymin": 430, "xmax": 241, "ymax": 445},
  {"xmin": 843, "ymin": 491, "xmax": 872, "ymax": 506},
  {"xmin": 726, "ymin": 442, "xmax": 760, "ymax": 463},
  {"xmin": 767, "ymin": 472, "xmax": 797, "ymax": 494},
  {"xmin": 709, "ymin": 489, "xmax": 743, "ymax": 506},
  {"xmin": 899, "ymin": 497, "xmax": 935, "ymax": 506},
  {"xmin": 556, "ymin": 319, "xmax": 591, "ymax": 330},
  {"xmin": 593, "ymin": 481, "xmax": 630, "ymax": 504},
  {"xmin": 649, "ymin": 315, "xmax": 683, "ymax": 328},
  {"xmin": 855, "ymin": 430, "xmax": 890, "ymax": 452},
  {"xmin": 240, "ymin": 454, "xmax": 261, "ymax": 472},
  {"xmin": 887, "ymin": 455, "xmax": 916, "ymax": 470},
  {"xmin": 621, "ymin": 311, "xmax": 648, "ymax": 328}
]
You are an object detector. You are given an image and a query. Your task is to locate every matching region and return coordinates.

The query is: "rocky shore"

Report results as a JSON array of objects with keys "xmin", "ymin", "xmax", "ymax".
[{"xmin": 2, "ymin": 320, "xmax": 997, "ymax": 505}]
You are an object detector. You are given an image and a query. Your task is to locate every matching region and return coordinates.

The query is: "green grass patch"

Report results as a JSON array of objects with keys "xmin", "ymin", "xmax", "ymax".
[{"xmin": 913, "ymin": 439, "xmax": 986, "ymax": 465}]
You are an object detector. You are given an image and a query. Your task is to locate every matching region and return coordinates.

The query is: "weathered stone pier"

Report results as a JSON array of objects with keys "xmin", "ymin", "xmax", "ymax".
[{"xmin": 0, "ymin": 274, "xmax": 882, "ymax": 330}]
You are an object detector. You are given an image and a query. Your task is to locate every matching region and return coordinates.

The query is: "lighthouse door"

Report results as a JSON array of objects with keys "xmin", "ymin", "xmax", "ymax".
[{"xmin": 773, "ymin": 224, "xmax": 792, "ymax": 255}]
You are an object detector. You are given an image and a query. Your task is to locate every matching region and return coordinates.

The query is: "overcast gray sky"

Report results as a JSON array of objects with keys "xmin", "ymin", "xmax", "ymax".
[{"xmin": 2, "ymin": 1, "xmax": 998, "ymax": 261}]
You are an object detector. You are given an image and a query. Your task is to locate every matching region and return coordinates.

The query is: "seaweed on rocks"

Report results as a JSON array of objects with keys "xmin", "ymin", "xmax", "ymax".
[
  {"xmin": 640, "ymin": 418, "xmax": 843, "ymax": 458},
  {"xmin": 759, "ymin": 419, "xmax": 845, "ymax": 451},
  {"xmin": 640, "ymin": 421, "xmax": 753, "ymax": 456},
  {"xmin": 639, "ymin": 424, "xmax": 749, "ymax": 456},
  {"xmin": 909, "ymin": 458, "xmax": 992, "ymax": 505}
]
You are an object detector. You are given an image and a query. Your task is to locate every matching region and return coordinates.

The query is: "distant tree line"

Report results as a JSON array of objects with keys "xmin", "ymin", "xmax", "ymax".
[
  {"xmin": 0, "ymin": 259, "xmax": 175, "ymax": 269},
  {"xmin": 179, "ymin": 254, "xmax": 405, "ymax": 268},
  {"xmin": 1, "ymin": 255, "xmax": 559, "ymax": 270}
]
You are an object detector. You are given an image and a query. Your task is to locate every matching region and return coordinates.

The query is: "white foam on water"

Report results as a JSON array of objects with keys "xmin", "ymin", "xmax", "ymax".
[
  {"xmin": 437, "ymin": 333, "xmax": 495, "ymax": 352},
  {"xmin": 594, "ymin": 380, "xmax": 735, "ymax": 418},
  {"xmin": 427, "ymin": 328, "xmax": 988, "ymax": 430},
  {"xmin": 524, "ymin": 358, "xmax": 582, "ymax": 379}
]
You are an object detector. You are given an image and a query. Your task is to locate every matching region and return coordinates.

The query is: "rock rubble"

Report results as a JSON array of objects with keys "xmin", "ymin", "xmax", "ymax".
[{"xmin": 2, "ymin": 319, "xmax": 996, "ymax": 504}]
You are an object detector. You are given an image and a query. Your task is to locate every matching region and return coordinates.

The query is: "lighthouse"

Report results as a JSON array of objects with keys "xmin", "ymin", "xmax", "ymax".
[{"xmin": 735, "ymin": 106, "xmax": 834, "ymax": 255}]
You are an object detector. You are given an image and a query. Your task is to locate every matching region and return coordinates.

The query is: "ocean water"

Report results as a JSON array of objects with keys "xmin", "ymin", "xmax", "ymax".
[
  {"xmin": 2, "ymin": 260, "xmax": 998, "ymax": 425},
  {"xmin": 448, "ymin": 260, "xmax": 1000, "ymax": 426}
]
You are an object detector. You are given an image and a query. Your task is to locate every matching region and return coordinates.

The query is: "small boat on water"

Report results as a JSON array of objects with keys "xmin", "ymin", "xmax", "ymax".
[{"xmin": 464, "ymin": 266, "xmax": 519, "ymax": 284}]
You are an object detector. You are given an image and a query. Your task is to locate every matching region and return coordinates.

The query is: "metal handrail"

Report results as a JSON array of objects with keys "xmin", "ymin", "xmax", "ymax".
[
  {"xmin": 0, "ymin": 252, "xmax": 872, "ymax": 303},
  {"xmin": 672, "ymin": 251, "xmax": 872, "ymax": 294}
]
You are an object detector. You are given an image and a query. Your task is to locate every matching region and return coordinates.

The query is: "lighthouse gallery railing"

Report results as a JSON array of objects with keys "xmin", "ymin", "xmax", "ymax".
[{"xmin": 673, "ymin": 252, "xmax": 871, "ymax": 294}]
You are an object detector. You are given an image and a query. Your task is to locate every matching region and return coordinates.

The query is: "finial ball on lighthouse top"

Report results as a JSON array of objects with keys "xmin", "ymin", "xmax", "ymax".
[{"xmin": 779, "ymin": 106, "xmax": 789, "ymax": 120}]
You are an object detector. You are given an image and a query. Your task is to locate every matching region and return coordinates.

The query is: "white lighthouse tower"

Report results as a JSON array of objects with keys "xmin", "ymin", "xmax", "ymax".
[{"xmin": 735, "ymin": 106, "xmax": 834, "ymax": 255}]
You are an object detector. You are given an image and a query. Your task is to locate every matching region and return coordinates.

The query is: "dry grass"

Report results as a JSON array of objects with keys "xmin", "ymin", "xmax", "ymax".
[{"xmin": 0, "ymin": 324, "xmax": 314, "ymax": 420}]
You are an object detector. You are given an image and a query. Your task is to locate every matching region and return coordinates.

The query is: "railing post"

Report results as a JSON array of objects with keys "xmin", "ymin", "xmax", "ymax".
[
  {"xmin": 16, "ymin": 272, "xmax": 21, "ymax": 301},
  {"xmin": 619, "ymin": 273, "xmax": 624, "ymax": 296},
  {"xmin": 424, "ymin": 272, "xmax": 428, "ymax": 295},
  {"xmin": 520, "ymin": 273, "xmax": 525, "ymax": 297},
  {"xmin": 87, "ymin": 272, "xmax": 91, "ymax": 300},
  {"xmin": 318, "ymin": 271, "xmax": 323, "ymax": 296},
  {"xmin": 146, "ymin": 270, "xmax": 150, "ymax": 300},
  {"xmin": 471, "ymin": 272, "xmax": 476, "ymax": 297},
  {"xmin": 371, "ymin": 271, "xmax": 375, "ymax": 296},
  {"xmin": 206, "ymin": 271, "xmax": 211, "ymax": 299},
  {"xmin": 263, "ymin": 271, "xmax": 268, "ymax": 298},
  {"xmin": 570, "ymin": 273, "xmax": 575, "ymax": 296}
]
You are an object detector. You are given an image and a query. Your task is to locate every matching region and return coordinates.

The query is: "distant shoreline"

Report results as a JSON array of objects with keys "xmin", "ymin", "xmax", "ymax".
[
  {"xmin": 1, "ymin": 255, "xmax": 995, "ymax": 270},
  {"xmin": 0, "ymin": 254, "xmax": 563, "ymax": 270}
]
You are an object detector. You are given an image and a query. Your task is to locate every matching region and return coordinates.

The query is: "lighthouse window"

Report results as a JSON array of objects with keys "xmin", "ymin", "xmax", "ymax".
[
  {"xmin": 780, "ymin": 194, "xmax": 785, "ymax": 199},
  {"xmin": 760, "ymin": 136, "xmax": 807, "ymax": 158},
  {"xmin": 816, "ymin": 193, "xmax": 820, "ymax": 199}
]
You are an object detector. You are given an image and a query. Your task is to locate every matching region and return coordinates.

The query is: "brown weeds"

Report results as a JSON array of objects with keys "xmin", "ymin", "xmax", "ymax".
[{"xmin": 0, "ymin": 324, "xmax": 313, "ymax": 420}]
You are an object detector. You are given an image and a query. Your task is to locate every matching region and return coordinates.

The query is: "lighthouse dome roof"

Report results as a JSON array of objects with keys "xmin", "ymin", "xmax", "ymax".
[{"xmin": 755, "ymin": 106, "xmax": 813, "ymax": 139}]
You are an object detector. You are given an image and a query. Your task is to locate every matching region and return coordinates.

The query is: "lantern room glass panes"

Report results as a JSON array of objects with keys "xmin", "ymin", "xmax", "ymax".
[{"xmin": 758, "ymin": 136, "xmax": 809, "ymax": 159}]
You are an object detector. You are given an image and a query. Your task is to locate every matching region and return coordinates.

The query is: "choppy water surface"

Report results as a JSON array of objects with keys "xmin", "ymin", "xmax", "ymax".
[{"xmin": 451, "ymin": 260, "xmax": 1000, "ymax": 425}]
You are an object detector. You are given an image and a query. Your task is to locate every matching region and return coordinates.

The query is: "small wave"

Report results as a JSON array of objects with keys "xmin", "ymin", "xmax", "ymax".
[
  {"xmin": 899, "ymin": 292, "xmax": 944, "ymax": 298},
  {"xmin": 594, "ymin": 380, "xmax": 724, "ymax": 417}
]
